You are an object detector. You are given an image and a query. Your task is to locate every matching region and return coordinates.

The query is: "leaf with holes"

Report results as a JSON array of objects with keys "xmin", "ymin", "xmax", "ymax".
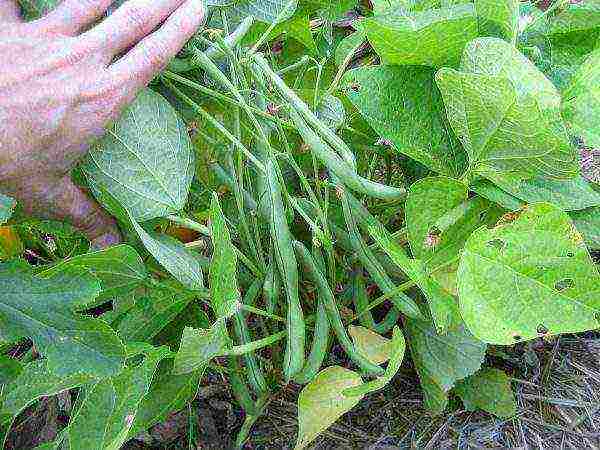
[
  {"xmin": 454, "ymin": 368, "xmax": 516, "ymax": 419},
  {"xmin": 84, "ymin": 89, "xmax": 194, "ymax": 222},
  {"xmin": 458, "ymin": 203, "xmax": 600, "ymax": 345},
  {"xmin": 405, "ymin": 317, "xmax": 486, "ymax": 414},
  {"xmin": 436, "ymin": 38, "xmax": 578, "ymax": 182},
  {"xmin": 363, "ymin": 4, "xmax": 478, "ymax": 67},
  {"xmin": 38, "ymin": 245, "xmax": 147, "ymax": 307},
  {"xmin": 295, "ymin": 366, "xmax": 363, "ymax": 450},
  {"xmin": 0, "ymin": 267, "xmax": 125, "ymax": 378},
  {"xmin": 343, "ymin": 65, "xmax": 466, "ymax": 177}
]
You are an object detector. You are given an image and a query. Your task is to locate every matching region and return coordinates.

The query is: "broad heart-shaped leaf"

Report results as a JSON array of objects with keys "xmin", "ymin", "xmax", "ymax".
[
  {"xmin": 368, "ymin": 221, "xmax": 461, "ymax": 333},
  {"xmin": 0, "ymin": 194, "xmax": 15, "ymax": 226},
  {"xmin": 84, "ymin": 88, "xmax": 194, "ymax": 222},
  {"xmin": 0, "ymin": 268, "xmax": 125, "ymax": 378},
  {"xmin": 209, "ymin": 195, "xmax": 241, "ymax": 319},
  {"xmin": 405, "ymin": 317, "xmax": 486, "ymax": 414},
  {"xmin": 348, "ymin": 326, "xmax": 393, "ymax": 365},
  {"xmin": 458, "ymin": 203, "xmax": 600, "ymax": 345},
  {"xmin": 362, "ymin": 3, "xmax": 478, "ymax": 67},
  {"xmin": 38, "ymin": 245, "xmax": 147, "ymax": 307},
  {"xmin": 485, "ymin": 173, "xmax": 600, "ymax": 212},
  {"xmin": 342, "ymin": 65, "xmax": 466, "ymax": 177},
  {"xmin": 473, "ymin": 0, "xmax": 518, "ymax": 43},
  {"xmin": 295, "ymin": 366, "xmax": 363, "ymax": 450},
  {"xmin": 454, "ymin": 368, "xmax": 516, "ymax": 419},
  {"xmin": 127, "ymin": 359, "xmax": 202, "ymax": 439},
  {"xmin": 233, "ymin": 0, "xmax": 297, "ymax": 23},
  {"xmin": 436, "ymin": 38, "xmax": 578, "ymax": 181},
  {"xmin": 563, "ymin": 49, "xmax": 600, "ymax": 147},
  {"xmin": 172, "ymin": 324, "xmax": 228, "ymax": 375},
  {"xmin": 67, "ymin": 346, "xmax": 171, "ymax": 450}
]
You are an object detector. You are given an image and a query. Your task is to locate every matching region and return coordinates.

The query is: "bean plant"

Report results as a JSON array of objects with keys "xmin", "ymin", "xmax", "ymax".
[{"xmin": 1, "ymin": 0, "xmax": 599, "ymax": 449}]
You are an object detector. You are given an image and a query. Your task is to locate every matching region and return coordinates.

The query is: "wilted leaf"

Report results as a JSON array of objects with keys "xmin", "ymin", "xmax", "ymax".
[
  {"xmin": 209, "ymin": 195, "xmax": 241, "ymax": 319},
  {"xmin": 458, "ymin": 203, "xmax": 600, "ymax": 345},
  {"xmin": 406, "ymin": 318, "xmax": 486, "ymax": 414},
  {"xmin": 348, "ymin": 325, "xmax": 393, "ymax": 365},
  {"xmin": 295, "ymin": 366, "xmax": 363, "ymax": 450},
  {"xmin": 343, "ymin": 65, "xmax": 466, "ymax": 177},
  {"xmin": 474, "ymin": 0, "xmax": 518, "ymax": 43},
  {"xmin": 67, "ymin": 346, "xmax": 171, "ymax": 450},
  {"xmin": 454, "ymin": 368, "xmax": 517, "ymax": 419},
  {"xmin": 0, "ymin": 268, "xmax": 125, "ymax": 378},
  {"xmin": 436, "ymin": 38, "xmax": 578, "ymax": 181},
  {"xmin": 173, "ymin": 324, "xmax": 228, "ymax": 375},
  {"xmin": 0, "ymin": 194, "xmax": 15, "ymax": 226},
  {"xmin": 363, "ymin": 4, "xmax": 478, "ymax": 67},
  {"xmin": 84, "ymin": 89, "xmax": 195, "ymax": 222},
  {"xmin": 38, "ymin": 245, "xmax": 147, "ymax": 306}
]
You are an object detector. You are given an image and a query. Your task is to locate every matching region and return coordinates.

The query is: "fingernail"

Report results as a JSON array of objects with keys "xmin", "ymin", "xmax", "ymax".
[{"xmin": 90, "ymin": 231, "xmax": 121, "ymax": 250}]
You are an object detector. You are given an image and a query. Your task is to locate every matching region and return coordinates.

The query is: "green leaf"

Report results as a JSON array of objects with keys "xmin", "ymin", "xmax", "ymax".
[
  {"xmin": 543, "ymin": 2, "xmax": 600, "ymax": 36},
  {"xmin": 295, "ymin": 366, "xmax": 363, "ymax": 450},
  {"xmin": 116, "ymin": 289, "xmax": 195, "ymax": 343},
  {"xmin": 368, "ymin": 221, "xmax": 461, "ymax": 333},
  {"xmin": 343, "ymin": 65, "xmax": 466, "ymax": 177},
  {"xmin": 173, "ymin": 324, "xmax": 228, "ymax": 375},
  {"xmin": 571, "ymin": 206, "xmax": 600, "ymax": 250},
  {"xmin": 348, "ymin": 325, "xmax": 393, "ymax": 365},
  {"xmin": 454, "ymin": 368, "xmax": 517, "ymax": 419},
  {"xmin": 127, "ymin": 359, "xmax": 202, "ymax": 439},
  {"xmin": 1, "ymin": 360, "xmax": 92, "ymax": 442},
  {"xmin": 0, "ymin": 194, "xmax": 15, "ymax": 226},
  {"xmin": 67, "ymin": 346, "xmax": 170, "ymax": 450},
  {"xmin": 343, "ymin": 326, "xmax": 406, "ymax": 397},
  {"xmin": 485, "ymin": 173, "xmax": 600, "ymax": 212},
  {"xmin": 209, "ymin": 195, "xmax": 241, "ymax": 319},
  {"xmin": 362, "ymin": 4, "xmax": 478, "ymax": 67},
  {"xmin": 474, "ymin": 0, "xmax": 519, "ymax": 43},
  {"xmin": 17, "ymin": 0, "xmax": 59, "ymax": 20},
  {"xmin": 0, "ymin": 268, "xmax": 125, "ymax": 378},
  {"xmin": 563, "ymin": 48, "xmax": 600, "ymax": 147},
  {"xmin": 406, "ymin": 177, "xmax": 504, "ymax": 268},
  {"xmin": 436, "ymin": 38, "xmax": 578, "ymax": 181},
  {"xmin": 334, "ymin": 30, "xmax": 365, "ymax": 67},
  {"xmin": 406, "ymin": 318, "xmax": 486, "ymax": 414},
  {"xmin": 38, "ymin": 245, "xmax": 147, "ymax": 306},
  {"xmin": 0, "ymin": 356, "xmax": 21, "ymax": 386},
  {"xmin": 233, "ymin": 0, "xmax": 297, "ymax": 23},
  {"xmin": 458, "ymin": 203, "xmax": 600, "ymax": 345},
  {"xmin": 84, "ymin": 88, "xmax": 195, "ymax": 222}
]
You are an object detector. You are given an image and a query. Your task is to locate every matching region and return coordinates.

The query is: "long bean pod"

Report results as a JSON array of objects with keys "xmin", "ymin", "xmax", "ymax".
[
  {"xmin": 266, "ymin": 159, "xmax": 305, "ymax": 380},
  {"xmin": 293, "ymin": 241, "xmax": 384, "ymax": 376}
]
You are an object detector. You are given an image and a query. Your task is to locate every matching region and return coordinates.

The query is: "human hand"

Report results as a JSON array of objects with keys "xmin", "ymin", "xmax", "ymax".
[{"xmin": 0, "ymin": 0, "xmax": 204, "ymax": 247}]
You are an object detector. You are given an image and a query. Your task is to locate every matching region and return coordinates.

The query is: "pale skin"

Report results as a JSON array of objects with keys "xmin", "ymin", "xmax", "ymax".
[{"xmin": 0, "ymin": 0, "xmax": 205, "ymax": 247}]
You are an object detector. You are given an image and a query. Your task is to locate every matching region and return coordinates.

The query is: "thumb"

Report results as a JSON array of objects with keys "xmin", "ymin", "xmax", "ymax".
[{"xmin": 35, "ymin": 175, "xmax": 122, "ymax": 249}]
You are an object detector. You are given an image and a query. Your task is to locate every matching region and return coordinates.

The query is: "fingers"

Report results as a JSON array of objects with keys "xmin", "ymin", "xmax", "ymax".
[
  {"xmin": 108, "ymin": 0, "xmax": 205, "ymax": 90},
  {"xmin": 0, "ymin": 0, "xmax": 22, "ymax": 23},
  {"xmin": 31, "ymin": 175, "xmax": 121, "ymax": 246},
  {"xmin": 82, "ymin": 0, "xmax": 188, "ymax": 61},
  {"xmin": 40, "ymin": 0, "xmax": 114, "ymax": 35}
]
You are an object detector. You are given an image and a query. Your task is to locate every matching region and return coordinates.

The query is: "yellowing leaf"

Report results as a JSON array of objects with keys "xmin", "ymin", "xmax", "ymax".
[
  {"xmin": 348, "ymin": 325, "xmax": 393, "ymax": 365},
  {"xmin": 295, "ymin": 366, "xmax": 363, "ymax": 450}
]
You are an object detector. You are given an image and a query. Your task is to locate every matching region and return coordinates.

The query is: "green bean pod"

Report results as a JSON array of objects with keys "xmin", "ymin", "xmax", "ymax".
[
  {"xmin": 340, "ymin": 189, "xmax": 423, "ymax": 320},
  {"xmin": 211, "ymin": 162, "xmax": 258, "ymax": 212},
  {"xmin": 263, "ymin": 251, "xmax": 281, "ymax": 315},
  {"xmin": 234, "ymin": 278, "xmax": 268, "ymax": 393},
  {"xmin": 293, "ymin": 241, "xmax": 384, "ymax": 376},
  {"xmin": 352, "ymin": 270, "xmax": 399, "ymax": 334},
  {"xmin": 228, "ymin": 356, "xmax": 258, "ymax": 416},
  {"xmin": 266, "ymin": 159, "xmax": 305, "ymax": 380},
  {"xmin": 288, "ymin": 109, "xmax": 405, "ymax": 202}
]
